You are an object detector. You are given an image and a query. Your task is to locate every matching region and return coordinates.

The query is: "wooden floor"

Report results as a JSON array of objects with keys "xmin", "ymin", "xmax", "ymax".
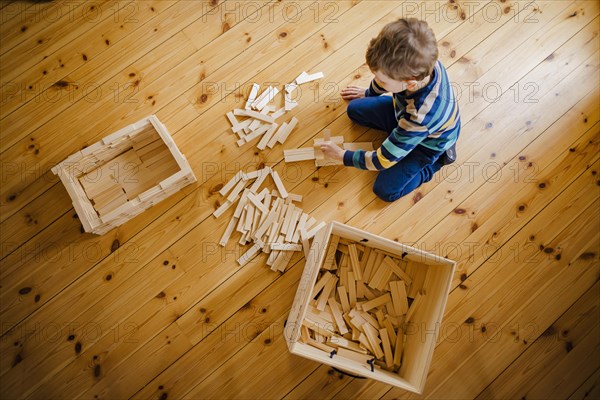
[{"xmin": 0, "ymin": 0, "xmax": 599, "ymax": 398}]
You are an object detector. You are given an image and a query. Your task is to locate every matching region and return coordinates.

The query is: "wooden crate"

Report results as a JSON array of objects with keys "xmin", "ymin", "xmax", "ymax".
[
  {"xmin": 51, "ymin": 115, "xmax": 196, "ymax": 235},
  {"xmin": 284, "ymin": 221, "xmax": 456, "ymax": 394}
]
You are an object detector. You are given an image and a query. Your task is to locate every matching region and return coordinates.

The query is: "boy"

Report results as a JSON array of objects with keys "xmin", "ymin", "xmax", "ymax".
[{"xmin": 320, "ymin": 18, "xmax": 460, "ymax": 202}]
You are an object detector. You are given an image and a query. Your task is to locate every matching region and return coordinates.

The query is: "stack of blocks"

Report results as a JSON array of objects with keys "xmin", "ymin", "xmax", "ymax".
[
  {"xmin": 284, "ymin": 222, "xmax": 456, "ymax": 394},
  {"xmin": 225, "ymin": 71, "xmax": 324, "ymax": 150},
  {"xmin": 214, "ymin": 167, "xmax": 325, "ymax": 272},
  {"xmin": 51, "ymin": 115, "xmax": 196, "ymax": 235},
  {"xmin": 284, "ymin": 129, "xmax": 375, "ymax": 167}
]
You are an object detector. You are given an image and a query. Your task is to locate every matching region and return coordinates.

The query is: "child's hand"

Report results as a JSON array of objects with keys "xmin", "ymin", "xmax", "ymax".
[
  {"xmin": 341, "ymin": 86, "xmax": 366, "ymax": 100},
  {"xmin": 320, "ymin": 141, "xmax": 345, "ymax": 162}
]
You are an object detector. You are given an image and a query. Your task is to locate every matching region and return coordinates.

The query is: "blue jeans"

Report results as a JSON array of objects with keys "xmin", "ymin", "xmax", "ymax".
[{"xmin": 347, "ymin": 96, "xmax": 444, "ymax": 202}]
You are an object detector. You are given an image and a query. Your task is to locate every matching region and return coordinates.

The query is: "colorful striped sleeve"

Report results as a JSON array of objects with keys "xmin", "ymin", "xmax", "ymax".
[
  {"xmin": 365, "ymin": 79, "xmax": 387, "ymax": 97},
  {"xmin": 343, "ymin": 118, "xmax": 429, "ymax": 171}
]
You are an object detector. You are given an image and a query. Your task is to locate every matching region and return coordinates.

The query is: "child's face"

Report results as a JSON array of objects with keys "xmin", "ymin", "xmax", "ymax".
[{"xmin": 373, "ymin": 70, "xmax": 418, "ymax": 93}]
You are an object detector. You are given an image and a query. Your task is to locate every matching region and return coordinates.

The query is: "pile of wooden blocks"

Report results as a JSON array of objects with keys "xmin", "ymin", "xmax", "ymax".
[
  {"xmin": 214, "ymin": 166, "xmax": 325, "ymax": 272},
  {"xmin": 284, "ymin": 129, "xmax": 374, "ymax": 167},
  {"xmin": 52, "ymin": 115, "xmax": 196, "ymax": 235},
  {"xmin": 225, "ymin": 71, "xmax": 324, "ymax": 150},
  {"xmin": 299, "ymin": 236, "xmax": 428, "ymax": 372}
]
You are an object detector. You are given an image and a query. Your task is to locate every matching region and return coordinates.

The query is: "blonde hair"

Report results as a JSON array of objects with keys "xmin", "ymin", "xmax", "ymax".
[{"xmin": 366, "ymin": 18, "xmax": 438, "ymax": 81}]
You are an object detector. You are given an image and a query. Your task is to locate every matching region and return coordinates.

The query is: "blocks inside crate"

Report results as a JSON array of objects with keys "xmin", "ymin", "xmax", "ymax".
[
  {"xmin": 51, "ymin": 115, "xmax": 196, "ymax": 235},
  {"xmin": 284, "ymin": 222, "xmax": 456, "ymax": 394}
]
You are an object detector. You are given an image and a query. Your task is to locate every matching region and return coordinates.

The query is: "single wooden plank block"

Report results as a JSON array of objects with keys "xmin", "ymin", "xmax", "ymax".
[
  {"xmin": 327, "ymin": 298, "xmax": 348, "ymax": 335},
  {"xmin": 242, "ymin": 109, "xmax": 275, "ymax": 124},
  {"xmin": 379, "ymin": 328, "xmax": 393, "ymax": 369},
  {"xmin": 316, "ymin": 275, "xmax": 338, "ymax": 311},
  {"xmin": 271, "ymin": 170, "xmax": 289, "ymax": 199},
  {"xmin": 285, "ymin": 91, "xmax": 298, "ymax": 111},
  {"xmin": 312, "ymin": 272, "xmax": 333, "ymax": 299},
  {"xmin": 219, "ymin": 215, "xmax": 238, "ymax": 247},
  {"xmin": 337, "ymin": 286, "xmax": 350, "ymax": 313},
  {"xmin": 389, "ymin": 280, "xmax": 409, "ymax": 315},
  {"xmin": 348, "ymin": 243, "xmax": 363, "ymax": 280},
  {"xmin": 213, "ymin": 197, "xmax": 238, "ymax": 218},
  {"xmin": 245, "ymin": 83, "xmax": 260, "ymax": 109},
  {"xmin": 348, "ymin": 271, "xmax": 357, "ymax": 307},
  {"xmin": 393, "ymin": 328, "xmax": 404, "ymax": 367},
  {"xmin": 361, "ymin": 293, "xmax": 392, "ymax": 313},
  {"xmin": 362, "ymin": 323, "xmax": 384, "ymax": 359},
  {"xmin": 237, "ymin": 241, "xmax": 263, "ymax": 266},
  {"xmin": 219, "ymin": 171, "xmax": 244, "ymax": 197},
  {"xmin": 296, "ymin": 71, "xmax": 324, "ymax": 84},
  {"xmin": 277, "ymin": 117, "xmax": 299, "ymax": 145},
  {"xmin": 248, "ymin": 167, "xmax": 271, "ymax": 193},
  {"xmin": 303, "ymin": 319, "xmax": 335, "ymax": 338},
  {"xmin": 284, "ymin": 148, "xmax": 315, "ymax": 162},
  {"xmin": 257, "ymin": 123, "xmax": 279, "ymax": 150},
  {"xmin": 405, "ymin": 291, "xmax": 423, "ymax": 323}
]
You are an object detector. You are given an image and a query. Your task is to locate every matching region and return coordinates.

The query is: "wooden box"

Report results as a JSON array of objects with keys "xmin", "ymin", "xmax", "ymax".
[
  {"xmin": 284, "ymin": 221, "xmax": 456, "ymax": 394},
  {"xmin": 51, "ymin": 115, "xmax": 196, "ymax": 235}
]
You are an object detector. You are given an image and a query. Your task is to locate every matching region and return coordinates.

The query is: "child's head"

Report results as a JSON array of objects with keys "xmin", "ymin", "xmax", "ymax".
[{"xmin": 366, "ymin": 18, "xmax": 438, "ymax": 92}]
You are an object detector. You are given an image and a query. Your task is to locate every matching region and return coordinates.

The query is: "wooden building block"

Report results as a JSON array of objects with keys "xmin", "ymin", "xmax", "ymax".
[
  {"xmin": 237, "ymin": 241, "xmax": 263, "ymax": 267},
  {"xmin": 247, "ymin": 192, "xmax": 269, "ymax": 214},
  {"xmin": 285, "ymin": 82, "xmax": 298, "ymax": 94},
  {"xmin": 383, "ymin": 256, "xmax": 413, "ymax": 286},
  {"xmin": 271, "ymin": 243, "xmax": 302, "ymax": 252},
  {"xmin": 347, "ymin": 271, "xmax": 357, "ymax": 307},
  {"xmin": 303, "ymin": 319, "xmax": 336, "ymax": 338},
  {"xmin": 384, "ymin": 318, "xmax": 397, "ymax": 345},
  {"xmin": 284, "ymin": 148, "xmax": 315, "ymax": 163},
  {"xmin": 405, "ymin": 291, "xmax": 424, "ymax": 323},
  {"xmin": 249, "ymin": 167, "xmax": 271, "ymax": 193},
  {"xmin": 389, "ymin": 280, "xmax": 409, "ymax": 315},
  {"xmin": 219, "ymin": 216, "xmax": 238, "ymax": 246},
  {"xmin": 327, "ymin": 298, "xmax": 348, "ymax": 335},
  {"xmin": 316, "ymin": 275, "xmax": 338, "ymax": 311},
  {"xmin": 287, "ymin": 193, "xmax": 303, "ymax": 203},
  {"xmin": 245, "ymin": 83, "xmax": 260, "ymax": 109},
  {"xmin": 257, "ymin": 123, "xmax": 279, "ymax": 150},
  {"xmin": 393, "ymin": 328, "xmax": 404, "ymax": 367},
  {"xmin": 213, "ymin": 196, "xmax": 238, "ymax": 218},
  {"xmin": 285, "ymin": 92, "xmax": 298, "ymax": 111},
  {"xmin": 227, "ymin": 178, "xmax": 248, "ymax": 202},
  {"xmin": 285, "ymin": 208, "xmax": 301, "ymax": 242},
  {"xmin": 361, "ymin": 293, "xmax": 392, "ymax": 313},
  {"xmin": 407, "ymin": 262, "xmax": 428, "ymax": 298},
  {"xmin": 271, "ymin": 171, "xmax": 288, "ymax": 199},
  {"xmin": 296, "ymin": 71, "xmax": 324, "ymax": 84},
  {"xmin": 277, "ymin": 117, "xmax": 299, "ymax": 145},
  {"xmin": 241, "ymin": 109, "xmax": 275, "ymax": 124},
  {"xmin": 348, "ymin": 243, "xmax": 363, "ymax": 280},
  {"xmin": 244, "ymin": 123, "xmax": 273, "ymax": 143},
  {"xmin": 337, "ymin": 286, "xmax": 350, "ymax": 313},
  {"xmin": 252, "ymin": 86, "xmax": 279, "ymax": 111},
  {"xmin": 267, "ymin": 122, "xmax": 287, "ymax": 148},
  {"xmin": 362, "ymin": 323, "xmax": 384, "ymax": 359},
  {"xmin": 271, "ymin": 107, "xmax": 286, "ymax": 120},
  {"xmin": 379, "ymin": 328, "xmax": 394, "ymax": 369},
  {"xmin": 219, "ymin": 171, "xmax": 244, "ymax": 197},
  {"xmin": 304, "ymin": 221, "xmax": 325, "ymax": 240},
  {"xmin": 312, "ymin": 272, "xmax": 333, "ymax": 299}
]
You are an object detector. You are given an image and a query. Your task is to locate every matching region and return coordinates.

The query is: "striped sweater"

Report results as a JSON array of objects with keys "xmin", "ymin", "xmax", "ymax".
[{"xmin": 343, "ymin": 60, "xmax": 460, "ymax": 171}]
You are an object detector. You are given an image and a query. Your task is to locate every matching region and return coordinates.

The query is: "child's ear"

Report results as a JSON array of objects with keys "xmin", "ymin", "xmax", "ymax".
[{"xmin": 405, "ymin": 79, "xmax": 418, "ymax": 91}]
